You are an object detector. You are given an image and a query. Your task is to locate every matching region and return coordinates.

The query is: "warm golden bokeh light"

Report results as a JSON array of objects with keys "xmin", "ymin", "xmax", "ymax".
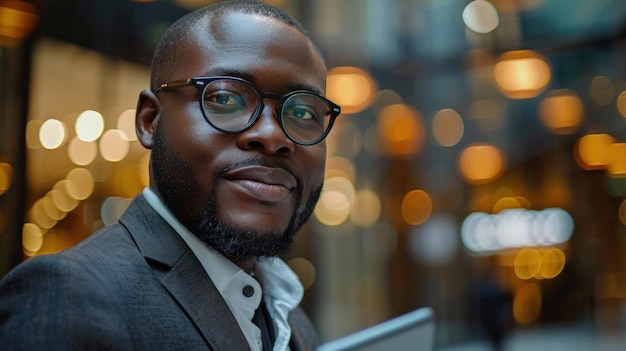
[
  {"xmin": 22, "ymin": 223, "xmax": 43, "ymax": 253},
  {"xmin": 514, "ymin": 248, "xmax": 566, "ymax": 280},
  {"xmin": 68, "ymin": 137, "xmax": 97, "ymax": 166},
  {"xmin": 116, "ymin": 165, "xmax": 146, "ymax": 197},
  {"xmin": 378, "ymin": 104, "xmax": 425, "ymax": 158},
  {"xmin": 99, "ymin": 129, "xmax": 130, "ymax": 162},
  {"xmin": 462, "ymin": 0, "xmax": 499, "ymax": 34},
  {"xmin": 493, "ymin": 50, "xmax": 551, "ymax": 99},
  {"xmin": 0, "ymin": 162, "xmax": 14, "ymax": 195},
  {"xmin": 30, "ymin": 199, "xmax": 56, "ymax": 229},
  {"xmin": 538, "ymin": 89, "xmax": 583, "ymax": 135},
  {"xmin": 401, "ymin": 190, "xmax": 432, "ymax": 225},
  {"xmin": 514, "ymin": 248, "xmax": 541, "ymax": 279},
  {"xmin": 492, "ymin": 196, "xmax": 521, "ymax": 213},
  {"xmin": 51, "ymin": 180, "xmax": 79, "ymax": 212},
  {"xmin": 76, "ymin": 110, "xmax": 104, "ymax": 142},
  {"xmin": 574, "ymin": 133, "xmax": 615, "ymax": 170},
  {"xmin": 350, "ymin": 189, "xmax": 382, "ymax": 227},
  {"xmin": 325, "ymin": 156, "xmax": 356, "ymax": 182},
  {"xmin": 432, "ymin": 109, "xmax": 464, "ymax": 147},
  {"xmin": 65, "ymin": 168, "xmax": 95, "ymax": 200},
  {"xmin": 39, "ymin": 119, "xmax": 66, "ymax": 149},
  {"xmin": 459, "ymin": 144, "xmax": 504, "ymax": 184},
  {"xmin": 117, "ymin": 109, "xmax": 138, "ymax": 141},
  {"xmin": 42, "ymin": 194, "xmax": 65, "ymax": 221},
  {"xmin": 287, "ymin": 257, "xmax": 316, "ymax": 290},
  {"xmin": 513, "ymin": 282, "xmax": 542, "ymax": 325},
  {"xmin": 538, "ymin": 248, "xmax": 566, "ymax": 279},
  {"xmin": 589, "ymin": 76, "xmax": 615, "ymax": 106},
  {"xmin": 0, "ymin": 0, "xmax": 39, "ymax": 45},
  {"xmin": 607, "ymin": 143, "xmax": 626, "ymax": 177},
  {"xmin": 326, "ymin": 66, "xmax": 378, "ymax": 114},
  {"xmin": 314, "ymin": 177, "xmax": 355, "ymax": 226}
]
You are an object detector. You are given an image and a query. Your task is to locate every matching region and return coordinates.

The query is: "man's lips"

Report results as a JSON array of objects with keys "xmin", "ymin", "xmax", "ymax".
[{"xmin": 223, "ymin": 165, "xmax": 297, "ymax": 202}]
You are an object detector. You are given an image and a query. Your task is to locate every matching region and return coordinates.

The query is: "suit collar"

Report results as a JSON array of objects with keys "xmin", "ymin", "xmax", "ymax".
[{"xmin": 119, "ymin": 195, "xmax": 251, "ymax": 350}]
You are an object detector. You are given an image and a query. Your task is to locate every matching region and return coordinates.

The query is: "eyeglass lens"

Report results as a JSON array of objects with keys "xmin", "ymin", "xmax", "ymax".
[{"xmin": 201, "ymin": 79, "xmax": 332, "ymax": 144}]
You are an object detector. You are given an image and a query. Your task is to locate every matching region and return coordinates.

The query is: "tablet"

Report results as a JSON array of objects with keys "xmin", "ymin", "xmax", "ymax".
[{"xmin": 316, "ymin": 307, "xmax": 435, "ymax": 351}]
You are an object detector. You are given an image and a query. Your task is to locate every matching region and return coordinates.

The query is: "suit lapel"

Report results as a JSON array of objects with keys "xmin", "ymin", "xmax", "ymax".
[{"xmin": 119, "ymin": 195, "xmax": 250, "ymax": 350}]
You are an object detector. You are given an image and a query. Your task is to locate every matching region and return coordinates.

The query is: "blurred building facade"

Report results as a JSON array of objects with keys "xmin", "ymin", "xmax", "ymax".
[{"xmin": 1, "ymin": 0, "xmax": 626, "ymax": 349}]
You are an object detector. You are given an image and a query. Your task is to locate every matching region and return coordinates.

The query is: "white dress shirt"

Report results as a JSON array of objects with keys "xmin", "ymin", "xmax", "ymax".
[{"xmin": 142, "ymin": 188, "xmax": 304, "ymax": 351}]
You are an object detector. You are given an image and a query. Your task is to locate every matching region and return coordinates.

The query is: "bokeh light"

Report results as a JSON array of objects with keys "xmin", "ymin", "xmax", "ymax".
[
  {"xmin": 314, "ymin": 176, "xmax": 355, "ymax": 226},
  {"xmin": 513, "ymin": 282, "xmax": 542, "ymax": 325},
  {"xmin": 606, "ymin": 143, "xmax": 626, "ymax": 177},
  {"xmin": 39, "ymin": 119, "xmax": 66, "ymax": 149},
  {"xmin": 68, "ymin": 137, "xmax": 97, "ymax": 166},
  {"xmin": 401, "ymin": 189, "xmax": 432, "ymax": 225},
  {"xmin": 432, "ymin": 109, "xmax": 464, "ymax": 147},
  {"xmin": 538, "ymin": 89, "xmax": 583, "ymax": 135},
  {"xmin": 30, "ymin": 198, "xmax": 56, "ymax": 229},
  {"xmin": 326, "ymin": 66, "xmax": 378, "ymax": 114},
  {"xmin": 288, "ymin": 257, "xmax": 316, "ymax": 290},
  {"xmin": 75, "ymin": 110, "xmax": 104, "ymax": 142},
  {"xmin": 378, "ymin": 104, "xmax": 425, "ymax": 158},
  {"xmin": 101, "ymin": 197, "xmax": 132, "ymax": 226},
  {"xmin": 51, "ymin": 180, "xmax": 79, "ymax": 212},
  {"xmin": 514, "ymin": 248, "xmax": 541, "ymax": 279},
  {"xmin": 65, "ymin": 168, "xmax": 95, "ymax": 200},
  {"xmin": 461, "ymin": 208, "xmax": 574, "ymax": 252},
  {"xmin": 22, "ymin": 223, "xmax": 43, "ymax": 253},
  {"xmin": 117, "ymin": 109, "xmax": 137, "ymax": 141},
  {"xmin": 0, "ymin": 162, "xmax": 14, "ymax": 195},
  {"xmin": 493, "ymin": 50, "xmax": 551, "ymax": 99},
  {"xmin": 459, "ymin": 144, "xmax": 504, "ymax": 184},
  {"xmin": 492, "ymin": 196, "xmax": 522, "ymax": 213},
  {"xmin": 589, "ymin": 76, "xmax": 615, "ymax": 106},
  {"xmin": 350, "ymin": 189, "xmax": 381, "ymax": 227},
  {"xmin": 325, "ymin": 156, "xmax": 356, "ymax": 182},
  {"xmin": 574, "ymin": 134, "xmax": 615, "ymax": 170},
  {"xmin": 463, "ymin": 0, "xmax": 500, "ymax": 34},
  {"xmin": 99, "ymin": 129, "xmax": 130, "ymax": 162}
]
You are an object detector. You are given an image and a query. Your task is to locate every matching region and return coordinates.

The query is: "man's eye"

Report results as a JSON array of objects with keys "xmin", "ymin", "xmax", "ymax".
[
  {"xmin": 205, "ymin": 91, "xmax": 245, "ymax": 106},
  {"xmin": 289, "ymin": 107, "xmax": 314, "ymax": 120}
]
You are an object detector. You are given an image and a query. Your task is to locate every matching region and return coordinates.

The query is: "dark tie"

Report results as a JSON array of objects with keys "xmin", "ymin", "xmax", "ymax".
[{"xmin": 253, "ymin": 300, "xmax": 275, "ymax": 350}]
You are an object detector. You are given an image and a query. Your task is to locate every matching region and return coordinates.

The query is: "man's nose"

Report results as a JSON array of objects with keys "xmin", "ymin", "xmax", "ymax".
[{"xmin": 236, "ymin": 100, "xmax": 295, "ymax": 155}]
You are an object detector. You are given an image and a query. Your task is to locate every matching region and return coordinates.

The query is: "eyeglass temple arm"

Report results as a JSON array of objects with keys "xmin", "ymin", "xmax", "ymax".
[{"xmin": 153, "ymin": 79, "xmax": 194, "ymax": 93}]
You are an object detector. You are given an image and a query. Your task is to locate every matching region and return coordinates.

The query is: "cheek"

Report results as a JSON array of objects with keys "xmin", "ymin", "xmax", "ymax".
[
  {"xmin": 160, "ymin": 106, "xmax": 225, "ymax": 186},
  {"xmin": 301, "ymin": 146, "xmax": 327, "ymax": 190}
]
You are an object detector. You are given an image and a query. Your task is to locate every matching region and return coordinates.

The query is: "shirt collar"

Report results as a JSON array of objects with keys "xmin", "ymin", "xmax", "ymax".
[{"xmin": 141, "ymin": 187, "xmax": 243, "ymax": 294}]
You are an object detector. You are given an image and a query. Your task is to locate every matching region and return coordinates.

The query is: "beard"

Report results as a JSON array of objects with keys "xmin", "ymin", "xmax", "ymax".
[{"xmin": 150, "ymin": 121, "xmax": 322, "ymax": 259}]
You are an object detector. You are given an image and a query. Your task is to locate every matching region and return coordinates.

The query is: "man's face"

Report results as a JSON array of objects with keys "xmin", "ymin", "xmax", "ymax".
[{"xmin": 149, "ymin": 12, "xmax": 328, "ymax": 259}]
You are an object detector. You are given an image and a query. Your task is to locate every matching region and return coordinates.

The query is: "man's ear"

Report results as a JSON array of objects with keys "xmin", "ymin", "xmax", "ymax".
[{"xmin": 136, "ymin": 90, "xmax": 161, "ymax": 149}]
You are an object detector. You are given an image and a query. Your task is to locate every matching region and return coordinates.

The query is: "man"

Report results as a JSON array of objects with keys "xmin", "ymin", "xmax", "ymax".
[{"xmin": 0, "ymin": 1, "xmax": 341, "ymax": 350}]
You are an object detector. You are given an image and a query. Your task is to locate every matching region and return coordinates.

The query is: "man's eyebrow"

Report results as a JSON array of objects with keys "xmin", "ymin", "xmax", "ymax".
[{"xmin": 200, "ymin": 69, "xmax": 323, "ymax": 95}]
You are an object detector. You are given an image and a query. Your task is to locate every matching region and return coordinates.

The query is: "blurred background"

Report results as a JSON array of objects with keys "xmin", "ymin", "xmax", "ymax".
[{"xmin": 1, "ymin": 0, "xmax": 626, "ymax": 350}]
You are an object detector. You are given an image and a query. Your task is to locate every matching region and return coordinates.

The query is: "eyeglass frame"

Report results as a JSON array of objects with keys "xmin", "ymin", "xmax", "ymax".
[{"xmin": 153, "ymin": 76, "xmax": 342, "ymax": 146}]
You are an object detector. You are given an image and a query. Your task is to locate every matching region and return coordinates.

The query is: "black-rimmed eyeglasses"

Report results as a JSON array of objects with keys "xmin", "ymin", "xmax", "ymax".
[{"xmin": 154, "ymin": 76, "xmax": 342, "ymax": 146}]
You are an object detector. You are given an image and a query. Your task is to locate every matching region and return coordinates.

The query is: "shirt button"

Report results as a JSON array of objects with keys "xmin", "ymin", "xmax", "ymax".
[{"xmin": 242, "ymin": 285, "xmax": 255, "ymax": 297}]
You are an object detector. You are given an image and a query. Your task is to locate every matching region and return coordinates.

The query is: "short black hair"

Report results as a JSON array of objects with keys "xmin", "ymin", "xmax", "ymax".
[{"xmin": 150, "ymin": 0, "xmax": 310, "ymax": 91}]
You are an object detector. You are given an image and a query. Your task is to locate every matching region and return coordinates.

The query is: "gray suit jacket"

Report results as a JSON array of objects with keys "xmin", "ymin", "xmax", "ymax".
[{"xmin": 0, "ymin": 195, "xmax": 318, "ymax": 350}]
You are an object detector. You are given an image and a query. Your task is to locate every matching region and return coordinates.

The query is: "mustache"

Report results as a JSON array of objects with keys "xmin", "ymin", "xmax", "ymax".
[{"xmin": 219, "ymin": 156, "xmax": 302, "ymax": 190}]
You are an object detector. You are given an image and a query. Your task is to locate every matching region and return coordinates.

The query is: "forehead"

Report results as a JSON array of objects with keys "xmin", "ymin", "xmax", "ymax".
[{"xmin": 172, "ymin": 12, "xmax": 327, "ymax": 93}]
